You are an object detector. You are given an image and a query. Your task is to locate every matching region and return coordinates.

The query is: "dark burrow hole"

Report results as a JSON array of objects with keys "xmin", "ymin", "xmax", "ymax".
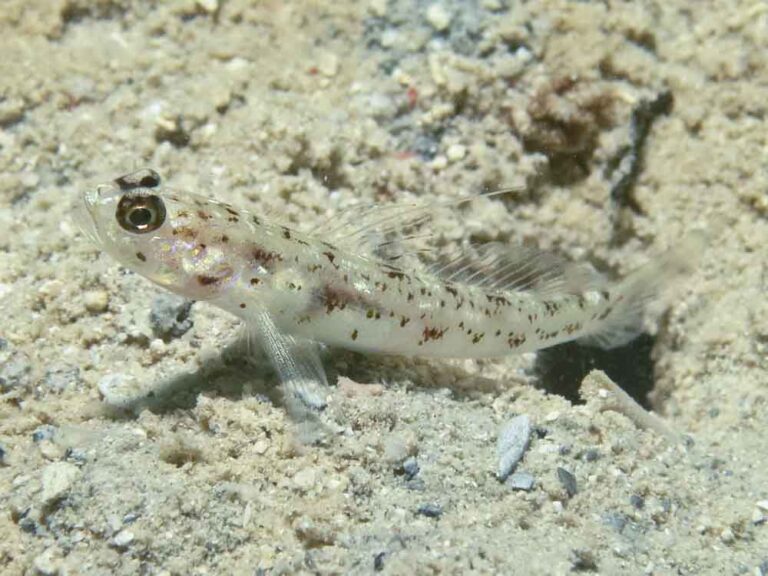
[{"xmin": 533, "ymin": 334, "xmax": 655, "ymax": 409}]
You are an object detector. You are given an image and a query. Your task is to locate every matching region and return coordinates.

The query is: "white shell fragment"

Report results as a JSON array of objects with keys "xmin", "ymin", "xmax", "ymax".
[
  {"xmin": 40, "ymin": 462, "xmax": 80, "ymax": 505},
  {"xmin": 496, "ymin": 414, "xmax": 532, "ymax": 481}
]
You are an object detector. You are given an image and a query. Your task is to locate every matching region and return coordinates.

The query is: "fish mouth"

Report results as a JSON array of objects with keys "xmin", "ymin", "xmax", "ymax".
[{"xmin": 76, "ymin": 183, "xmax": 116, "ymax": 244}]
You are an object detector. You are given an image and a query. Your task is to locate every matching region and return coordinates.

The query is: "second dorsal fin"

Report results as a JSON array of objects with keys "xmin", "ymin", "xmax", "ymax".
[{"xmin": 430, "ymin": 242, "xmax": 605, "ymax": 296}]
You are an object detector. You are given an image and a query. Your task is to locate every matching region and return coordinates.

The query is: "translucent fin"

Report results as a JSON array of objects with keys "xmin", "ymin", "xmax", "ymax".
[
  {"xmin": 579, "ymin": 232, "xmax": 707, "ymax": 349},
  {"xmin": 431, "ymin": 242, "xmax": 605, "ymax": 296},
  {"xmin": 248, "ymin": 310, "xmax": 330, "ymax": 413},
  {"xmin": 311, "ymin": 186, "xmax": 524, "ymax": 263}
]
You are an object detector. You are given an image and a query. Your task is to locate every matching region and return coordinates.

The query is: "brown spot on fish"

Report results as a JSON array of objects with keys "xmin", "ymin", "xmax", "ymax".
[
  {"xmin": 508, "ymin": 333, "xmax": 526, "ymax": 348},
  {"xmin": 446, "ymin": 285, "xmax": 458, "ymax": 297},
  {"xmin": 252, "ymin": 215, "xmax": 261, "ymax": 225},
  {"xmin": 387, "ymin": 270, "xmax": 405, "ymax": 281},
  {"xmin": 136, "ymin": 251, "xmax": 146, "ymax": 262},
  {"xmin": 221, "ymin": 234, "xmax": 229, "ymax": 243},
  {"xmin": 197, "ymin": 275, "xmax": 219, "ymax": 286},
  {"xmin": 320, "ymin": 284, "xmax": 359, "ymax": 314},
  {"xmin": 351, "ymin": 329, "xmax": 358, "ymax": 341},
  {"xmin": 400, "ymin": 316, "xmax": 410, "ymax": 327},
  {"xmin": 422, "ymin": 326, "xmax": 447, "ymax": 343},
  {"xmin": 252, "ymin": 246, "xmax": 282, "ymax": 265},
  {"xmin": 323, "ymin": 251, "xmax": 339, "ymax": 268},
  {"xmin": 472, "ymin": 332, "xmax": 485, "ymax": 344},
  {"xmin": 239, "ymin": 303, "xmax": 246, "ymax": 309},
  {"xmin": 172, "ymin": 226, "xmax": 196, "ymax": 239},
  {"xmin": 197, "ymin": 210, "xmax": 212, "ymax": 221},
  {"xmin": 282, "ymin": 227, "xmax": 292, "ymax": 240},
  {"xmin": 250, "ymin": 278, "xmax": 260, "ymax": 286}
]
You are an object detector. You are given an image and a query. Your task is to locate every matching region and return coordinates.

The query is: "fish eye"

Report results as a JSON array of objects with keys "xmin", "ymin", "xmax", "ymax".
[{"xmin": 116, "ymin": 194, "xmax": 167, "ymax": 234}]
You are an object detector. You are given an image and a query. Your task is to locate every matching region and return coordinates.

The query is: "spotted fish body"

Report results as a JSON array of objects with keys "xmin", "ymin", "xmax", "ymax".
[{"xmin": 81, "ymin": 170, "xmax": 700, "ymax": 407}]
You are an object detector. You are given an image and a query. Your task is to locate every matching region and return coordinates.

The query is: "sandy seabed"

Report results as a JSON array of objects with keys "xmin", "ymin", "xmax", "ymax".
[{"xmin": 1, "ymin": 1, "xmax": 766, "ymax": 574}]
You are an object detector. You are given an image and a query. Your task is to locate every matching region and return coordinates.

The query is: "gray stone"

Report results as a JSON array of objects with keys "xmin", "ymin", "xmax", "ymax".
[
  {"xmin": 506, "ymin": 471, "xmax": 535, "ymax": 491},
  {"xmin": 0, "ymin": 345, "xmax": 31, "ymax": 391},
  {"xmin": 416, "ymin": 503, "xmax": 443, "ymax": 518},
  {"xmin": 42, "ymin": 365, "xmax": 82, "ymax": 392},
  {"xmin": 497, "ymin": 414, "xmax": 532, "ymax": 481},
  {"xmin": 149, "ymin": 293, "xmax": 194, "ymax": 340},
  {"xmin": 40, "ymin": 461, "xmax": 80, "ymax": 505},
  {"xmin": 556, "ymin": 467, "xmax": 578, "ymax": 498},
  {"xmin": 402, "ymin": 456, "xmax": 420, "ymax": 480},
  {"xmin": 32, "ymin": 425, "xmax": 56, "ymax": 443}
]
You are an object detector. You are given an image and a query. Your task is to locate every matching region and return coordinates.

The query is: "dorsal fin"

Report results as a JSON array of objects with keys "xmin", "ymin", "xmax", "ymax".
[
  {"xmin": 430, "ymin": 242, "xmax": 605, "ymax": 296},
  {"xmin": 311, "ymin": 186, "xmax": 605, "ymax": 296},
  {"xmin": 310, "ymin": 186, "xmax": 524, "ymax": 263}
]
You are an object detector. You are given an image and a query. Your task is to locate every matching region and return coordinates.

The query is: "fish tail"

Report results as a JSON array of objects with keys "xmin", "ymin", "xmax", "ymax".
[{"xmin": 579, "ymin": 232, "xmax": 706, "ymax": 349}]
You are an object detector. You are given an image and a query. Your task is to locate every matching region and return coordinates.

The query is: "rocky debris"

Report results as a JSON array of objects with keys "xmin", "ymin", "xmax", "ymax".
[
  {"xmin": 0, "ymin": 342, "xmax": 32, "ymax": 391},
  {"xmin": 497, "ymin": 414, "xmax": 532, "ymax": 481},
  {"xmin": 149, "ymin": 293, "xmax": 194, "ymax": 340},
  {"xmin": 505, "ymin": 471, "xmax": 535, "ymax": 491},
  {"xmin": 42, "ymin": 365, "xmax": 82, "ymax": 392},
  {"xmin": 556, "ymin": 467, "xmax": 578, "ymax": 498},
  {"xmin": 402, "ymin": 456, "xmax": 420, "ymax": 480},
  {"xmin": 40, "ymin": 461, "xmax": 80, "ymax": 505},
  {"xmin": 416, "ymin": 503, "xmax": 443, "ymax": 518}
]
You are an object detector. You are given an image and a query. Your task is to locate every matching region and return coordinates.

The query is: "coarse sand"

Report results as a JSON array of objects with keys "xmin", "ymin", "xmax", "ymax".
[{"xmin": 0, "ymin": 1, "xmax": 766, "ymax": 574}]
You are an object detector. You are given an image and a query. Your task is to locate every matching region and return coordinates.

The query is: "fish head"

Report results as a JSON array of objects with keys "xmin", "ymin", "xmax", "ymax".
[{"xmin": 81, "ymin": 169, "xmax": 240, "ymax": 300}]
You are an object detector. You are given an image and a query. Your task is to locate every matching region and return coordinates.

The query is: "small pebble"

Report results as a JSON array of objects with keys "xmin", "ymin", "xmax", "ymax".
[
  {"xmin": 0, "ymin": 442, "xmax": 7, "ymax": 466},
  {"xmin": 374, "ymin": 551, "xmax": 387, "ymax": 572},
  {"xmin": 383, "ymin": 435, "xmax": 413, "ymax": 467},
  {"xmin": 570, "ymin": 548, "xmax": 598, "ymax": 571},
  {"xmin": 497, "ymin": 414, "xmax": 532, "ymax": 481},
  {"xmin": 0, "ymin": 346, "xmax": 32, "ymax": 391},
  {"xmin": 583, "ymin": 449, "xmax": 600, "ymax": 462},
  {"xmin": 40, "ymin": 461, "xmax": 80, "ymax": 505},
  {"xmin": 111, "ymin": 529, "xmax": 135, "ymax": 548},
  {"xmin": 84, "ymin": 290, "xmax": 109, "ymax": 313},
  {"xmin": 33, "ymin": 548, "xmax": 62, "ymax": 576},
  {"xmin": 32, "ymin": 425, "xmax": 57, "ymax": 443},
  {"xmin": 98, "ymin": 372, "xmax": 138, "ymax": 408},
  {"xmin": 406, "ymin": 478, "xmax": 426, "ymax": 491},
  {"xmin": 317, "ymin": 52, "xmax": 340, "ymax": 77},
  {"xmin": 446, "ymin": 143, "xmax": 466, "ymax": 162},
  {"xmin": 293, "ymin": 467, "xmax": 318, "ymax": 490},
  {"xmin": 149, "ymin": 294, "xmax": 194, "ymax": 340},
  {"xmin": 196, "ymin": 0, "xmax": 218, "ymax": 14},
  {"xmin": 65, "ymin": 447, "xmax": 88, "ymax": 465},
  {"xmin": 42, "ymin": 366, "xmax": 81, "ymax": 392},
  {"xmin": 556, "ymin": 467, "xmax": 578, "ymax": 498},
  {"xmin": 505, "ymin": 471, "xmax": 535, "ymax": 491},
  {"xmin": 416, "ymin": 503, "xmax": 443, "ymax": 518},
  {"xmin": 402, "ymin": 457, "xmax": 420, "ymax": 480},
  {"xmin": 426, "ymin": 4, "xmax": 451, "ymax": 31},
  {"xmin": 603, "ymin": 511, "xmax": 628, "ymax": 533}
]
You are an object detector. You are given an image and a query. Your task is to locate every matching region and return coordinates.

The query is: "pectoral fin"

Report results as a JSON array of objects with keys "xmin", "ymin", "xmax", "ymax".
[{"xmin": 248, "ymin": 309, "xmax": 330, "ymax": 415}]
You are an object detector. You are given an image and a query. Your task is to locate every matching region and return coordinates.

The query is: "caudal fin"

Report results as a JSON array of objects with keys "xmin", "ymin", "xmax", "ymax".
[{"xmin": 579, "ymin": 232, "xmax": 706, "ymax": 349}]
